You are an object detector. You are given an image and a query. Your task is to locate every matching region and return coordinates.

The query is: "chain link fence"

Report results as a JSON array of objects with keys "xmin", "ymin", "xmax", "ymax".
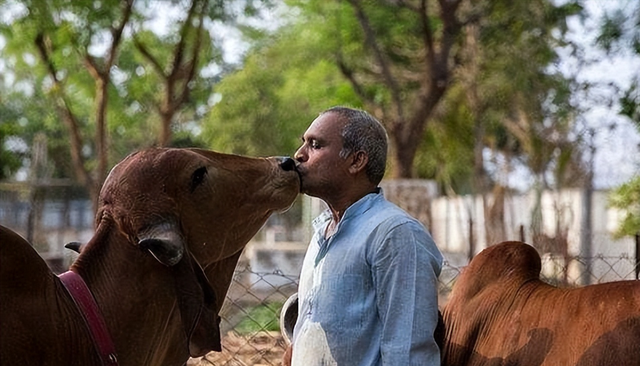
[
  {"xmin": 188, "ymin": 253, "xmax": 639, "ymax": 366},
  {"xmin": 1, "ymin": 182, "xmax": 638, "ymax": 365}
]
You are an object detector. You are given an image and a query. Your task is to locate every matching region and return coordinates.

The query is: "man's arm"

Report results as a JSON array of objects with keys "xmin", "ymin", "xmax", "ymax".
[{"xmin": 373, "ymin": 221, "xmax": 442, "ymax": 366}]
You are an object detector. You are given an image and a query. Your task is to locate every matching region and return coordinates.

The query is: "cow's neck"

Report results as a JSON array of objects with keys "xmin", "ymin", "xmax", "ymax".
[
  {"xmin": 206, "ymin": 211, "xmax": 271, "ymax": 261},
  {"xmin": 71, "ymin": 227, "xmax": 189, "ymax": 366},
  {"xmin": 201, "ymin": 212, "xmax": 272, "ymax": 313},
  {"xmin": 203, "ymin": 250, "xmax": 244, "ymax": 314}
]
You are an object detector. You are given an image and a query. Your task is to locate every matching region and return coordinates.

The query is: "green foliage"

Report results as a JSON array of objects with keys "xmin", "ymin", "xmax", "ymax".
[
  {"xmin": 0, "ymin": 118, "xmax": 23, "ymax": 180},
  {"xmin": 0, "ymin": 75, "xmax": 75, "ymax": 179},
  {"xmin": 595, "ymin": 2, "xmax": 640, "ymax": 237},
  {"xmin": 415, "ymin": 85, "xmax": 475, "ymax": 193},
  {"xmin": 608, "ymin": 176, "xmax": 640, "ymax": 238},
  {"xmin": 0, "ymin": 0, "xmax": 273, "ymax": 184},
  {"xmin": 203, "ymin": 0, "xmax": 587, "ymax": 191},
  {"xmin": 593, "ymin": 1, "xmax": 640, "ymax": 125},
  {"xmin": 1, "ymin": 0, "xmax": 134, "ymax": 181},
  {"xmin": 595, "ymin": 3, "xmax": 640, "ymax": 127},
  {"xmin": 620, "ymin": 79, "xmax": 640, "ymax": 125},
  {"xmin": 427, "ymin": 0, "xmax": 583, "ymax": 192},
  {"xmin": 1, "ymin": 0, "xmax": 635, "ymax": 203},
  {"xmin": 202, "ymin": 21, "xmax": 360, "ymax": 157},
  {"xmin": 235, "ymin": 302, "xmax": 282, "ymax": 334},
  {"xmin": 595, "ymin": 4, "xmax": 640, "ymax": 56}
]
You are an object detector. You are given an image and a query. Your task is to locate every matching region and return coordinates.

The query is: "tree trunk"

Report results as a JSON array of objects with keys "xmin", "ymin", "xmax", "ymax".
[
  {"xmin": 33, "ymin": 1, "xmax": 133, "ymax": 214},
  {"xmin": 390, "ymin": 129, "xmax": 419, "ymax": 178},
  {"xmin": 340, "ymin": 0, "xmax": 464, "ymax": 179},
  {"xmin": 159, "ymin": 102, "xmax": 173, "ymax": 147},
  {"xmin": 92, "ymin": 77, "xmax": 109, "ymax": 209}
]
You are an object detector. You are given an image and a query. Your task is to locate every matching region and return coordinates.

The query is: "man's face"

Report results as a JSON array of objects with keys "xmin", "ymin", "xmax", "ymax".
[{"xmin": 294, "ymin": 112, "xmax": 351, "ymax": 199}]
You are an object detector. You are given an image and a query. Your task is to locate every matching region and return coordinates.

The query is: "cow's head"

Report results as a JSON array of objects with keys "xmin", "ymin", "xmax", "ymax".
[
  {"xmin": 93, "ymin": 148, "xmax": 299, "ymax": 356},
  {"xmin": 98, "ymin": 148, "xmax": 299, "ymax": 268}
]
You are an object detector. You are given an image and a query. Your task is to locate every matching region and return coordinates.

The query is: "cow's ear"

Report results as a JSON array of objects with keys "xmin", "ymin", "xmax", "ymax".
[
  {"xmin": 187, "ymin": 257, "xmax": 221, "ymax": 356},
  {"xmin": 172, "ymin": 253, "xmax": 221, "ymax": 356},
  {"xmin": 137, "ymin": 222, "xmax": 184, "ymax": 266}
]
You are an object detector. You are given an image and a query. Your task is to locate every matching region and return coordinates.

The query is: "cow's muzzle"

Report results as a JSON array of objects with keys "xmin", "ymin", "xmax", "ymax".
[
  {"xmin": 278, "ymin": 157, "xmax": 297, "ymax": 172},
  {"xmin": 276, "ymin": 156, "xmax": 301, "ymax": 193}
]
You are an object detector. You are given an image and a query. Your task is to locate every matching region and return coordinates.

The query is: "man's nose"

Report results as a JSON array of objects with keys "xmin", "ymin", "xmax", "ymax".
[{"xmin": 294, "ymin": 147, "xmax": 306, "ymax": 162}]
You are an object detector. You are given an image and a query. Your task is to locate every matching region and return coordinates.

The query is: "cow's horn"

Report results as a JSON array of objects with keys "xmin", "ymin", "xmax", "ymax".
[
  {"xmin": 65, "ymin": 241, "xmax": 83, "ymax": 253},
  {"xmin": 138, "ymin": 222, "xmax": 184, "ymax": 267}
]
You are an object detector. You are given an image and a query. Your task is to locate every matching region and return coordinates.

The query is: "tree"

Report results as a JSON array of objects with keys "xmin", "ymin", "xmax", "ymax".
[
  {"xmin": 201, "ymin": 0, "xmax": 585, "ymax": 257},
  {"xmin": 202, "ymin": 21, "xmax": 361, "ymax": 157},
  {"xmin": 59, "ymin": 1, "xmax": 130, "ymax": 204},
  {"xmin": 207, "ymin": 0, "xmax": 471, "ymax": 177},
  {"xmin": 130, "ymin": 0, "xmax": 218, "ymax": 146},
  {"xmin": 316, "ymin": 0, "xmax": 468, "ymax": 178},
  {"xmin": 0, "ymin": 0, "xmax": 269, "ymax": 210},
  {"xmin": 1, "ymin": 0, "xmax": 135, "ymax": 207},
  {"xmin": 465, "ymin": 0, "xmax": 582, "ymax": 248},
  {"xmin": 0, "ymin": 118, "xmax": 23, "ymax": 180},
  {"xmin": 210, "ymin": 0, "xmax": 583, "ymax": 187},
  {"xmin": 596, "ymin": 1, "xmax": 640, "ymax": 126},
  {"xmin": 597, "ymin": 1, "xmax": 640, "ymax": 238},
  {"xmin": 427, "ymin": 0, "xmax": 583, "ymax": 189},
  {"xmin": 609, "ymin": 177, "xmax": 640, "ymax": 238}
]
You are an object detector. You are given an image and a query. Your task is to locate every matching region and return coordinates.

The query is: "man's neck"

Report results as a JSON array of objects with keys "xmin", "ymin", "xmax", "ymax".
[{"xmin": 324, "ymin": 186, "xmax": 378, "ymax": 234}]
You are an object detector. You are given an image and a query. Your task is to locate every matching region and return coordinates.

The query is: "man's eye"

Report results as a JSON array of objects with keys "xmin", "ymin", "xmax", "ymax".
[{"xmin": 310, "ymin": 140, "xmax": 320, "ymax": 149}]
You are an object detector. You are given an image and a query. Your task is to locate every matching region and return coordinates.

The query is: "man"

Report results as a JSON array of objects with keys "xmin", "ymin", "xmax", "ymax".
[{"xmin": 287, "ymin": 106, "xmax": 443, "ymax": 365}]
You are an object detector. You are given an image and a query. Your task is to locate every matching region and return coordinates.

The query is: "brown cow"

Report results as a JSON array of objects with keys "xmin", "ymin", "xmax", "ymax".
[
  {"xmin": 442, "ymin": 241, "xmax": 640, "ymax": 366},
  {"xmin": 0, "ymin": 148, "xmax": 300, "ymax": 366}
]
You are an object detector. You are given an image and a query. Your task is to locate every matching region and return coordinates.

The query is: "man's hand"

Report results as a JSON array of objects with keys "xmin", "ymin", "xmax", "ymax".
[{"xmin": 282, "ymin": 344, "xmax": 292, "ymax": 366}]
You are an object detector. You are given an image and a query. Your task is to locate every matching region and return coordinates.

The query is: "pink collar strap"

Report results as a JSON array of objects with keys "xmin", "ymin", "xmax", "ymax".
[{"xmin": 58, "ymin": 271, "xmax": 119, "ymax": 365}]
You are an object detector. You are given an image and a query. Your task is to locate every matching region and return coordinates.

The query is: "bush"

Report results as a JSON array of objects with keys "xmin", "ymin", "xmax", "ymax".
[{"xmin": 235, "ymin": 302, "xmax": 283, "ymax": 334}]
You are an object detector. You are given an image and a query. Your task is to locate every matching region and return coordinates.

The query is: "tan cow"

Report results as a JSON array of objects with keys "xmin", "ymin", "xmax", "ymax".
[
  {"xmin": 442, "ymin": 241, "xmax": 640, "ymax": 366},
  {"xmin": 0, "ymin": 148, "xmax": 300, "ymax": 366}
]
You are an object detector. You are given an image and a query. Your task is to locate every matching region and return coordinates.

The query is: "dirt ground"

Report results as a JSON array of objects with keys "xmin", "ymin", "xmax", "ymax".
[{"xmin": 187, "ymin": 331, "xmax": 286, "ymax": 366}]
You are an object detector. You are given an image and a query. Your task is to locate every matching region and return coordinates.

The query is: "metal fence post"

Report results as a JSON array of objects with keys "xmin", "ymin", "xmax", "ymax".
[
  {"xmin": 468, "ymin": 217, "xmax": 474, "ymax": 262},
  {"xmin": 636, "ymin": 233, "xmax": 640, "ymax": 280}
]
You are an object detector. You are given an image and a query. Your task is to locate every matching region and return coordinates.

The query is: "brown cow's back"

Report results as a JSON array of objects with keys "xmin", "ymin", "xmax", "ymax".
[
  {"xmin": 442, "ymin": 241, "xmax": 640, "ymax": 366},
  {"xmin": 0, "ymin": 225, "xmax": 51, "ymax": 291},
  {"xmin": 0, "ymin": 226, "xmax": 101, "ymax": 365}
]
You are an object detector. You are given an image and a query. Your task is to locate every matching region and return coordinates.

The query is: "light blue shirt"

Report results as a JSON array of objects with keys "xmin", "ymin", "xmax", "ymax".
[{"xmin": 292, "ymin": 189, "xmax": 443, "ymax": 366}]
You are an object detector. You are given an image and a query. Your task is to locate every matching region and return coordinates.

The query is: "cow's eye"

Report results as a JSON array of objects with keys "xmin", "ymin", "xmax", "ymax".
[{"xmin": 189, "ymin": 166, "xmax": 208, "ymax": 193}]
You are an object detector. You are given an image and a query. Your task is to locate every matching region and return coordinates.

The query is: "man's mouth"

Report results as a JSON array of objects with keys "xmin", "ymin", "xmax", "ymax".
[{"xmin": 291, "ymin": 164, "xmax": 304, "ymax": 192}]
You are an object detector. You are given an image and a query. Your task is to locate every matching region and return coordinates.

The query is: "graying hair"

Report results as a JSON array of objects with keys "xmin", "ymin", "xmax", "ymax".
[{"xmin": 321, "ymin": 106, "xmax": 388, "ymax": 184}]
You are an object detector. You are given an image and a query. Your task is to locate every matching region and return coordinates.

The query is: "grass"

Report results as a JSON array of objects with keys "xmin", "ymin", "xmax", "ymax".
[{"xmin": 235, "ymin": 302, "xmax": 283, "ymax": 334}]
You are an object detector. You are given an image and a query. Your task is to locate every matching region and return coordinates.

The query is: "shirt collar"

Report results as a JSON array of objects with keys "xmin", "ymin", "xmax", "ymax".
[{"xmin": 312, "ymin": 188, "xmax": 384, "ymax": 235}]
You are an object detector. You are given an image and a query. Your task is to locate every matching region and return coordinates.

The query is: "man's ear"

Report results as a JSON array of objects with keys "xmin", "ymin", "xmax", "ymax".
[{"xmin": 348, "ymin": 151, "xmax": 368, "ymax": 174}]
